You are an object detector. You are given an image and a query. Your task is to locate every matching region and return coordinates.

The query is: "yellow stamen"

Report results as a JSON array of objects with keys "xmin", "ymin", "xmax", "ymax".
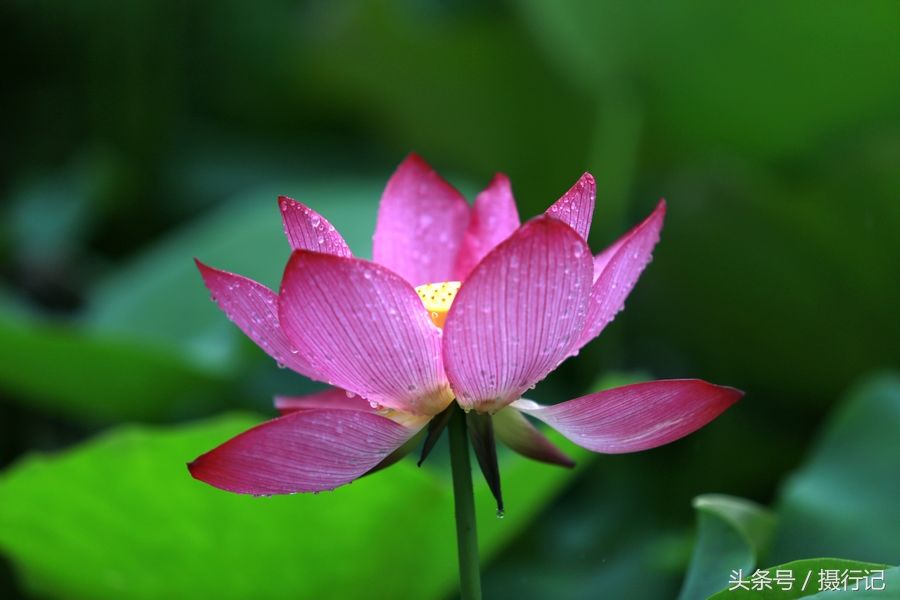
[{"xmin": 415, "ymin": 281, "xmax": 461, "ymax": 328}]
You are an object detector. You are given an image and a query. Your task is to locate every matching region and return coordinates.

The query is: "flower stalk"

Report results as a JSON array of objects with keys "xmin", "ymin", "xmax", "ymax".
[{"xmin": 448, "ymin": 405, "xmax": 482, "ymax": 600}]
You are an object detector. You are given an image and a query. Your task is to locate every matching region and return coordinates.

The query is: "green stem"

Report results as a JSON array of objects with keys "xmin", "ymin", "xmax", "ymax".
[{"xmin": 448, "ymin": 405, "xmax": 482, "ymax": 600}]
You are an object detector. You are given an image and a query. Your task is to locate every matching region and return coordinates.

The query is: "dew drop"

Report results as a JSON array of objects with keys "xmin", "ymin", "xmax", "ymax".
[
  {"xmin": 496, "ymin": 509, "xmax": 505, "ymax": 519},
  {"xmin": 310, "ymin": 215, "xmax": 321, "ymax": 227},
  {"xmin": 276, "ymin": 361, "xmax": 287, "ymax": 369},
  {"xmin": 345, "ymin": 390, "xmax": 356, "ymax": 398}
]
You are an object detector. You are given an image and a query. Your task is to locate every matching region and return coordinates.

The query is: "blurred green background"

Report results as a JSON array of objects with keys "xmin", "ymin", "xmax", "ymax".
[{"xmin": 1, "ymin": 1, "xmax": 898, "ymax": 598}]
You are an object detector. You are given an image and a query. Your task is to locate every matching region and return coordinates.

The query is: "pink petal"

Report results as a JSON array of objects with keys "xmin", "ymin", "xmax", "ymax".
[
  {"xmin": 274, "ymin": 388, "xmax": 373, "ymax": 415},
  {"xmin": 514, "ymin": 379, "xmax": 742, "ymax": 454},
  {"xmin": 188, "ymin": 409, "xmax": 419, "ymax": 495},
  {"xmin": 575, "ymin": 200, "xmax": 666, "ymax": 350},
  {"xmin": 279, "ymin": 251, "xmax": 453, "ymax": 416},
  {"xmin": 493, "ymin": 407, "xmax": 575, "ymax": 468},
  {"xmin": 545, "ymin": 173, "xmax": 596, "ymax": 241},
  {"xmin": 278, "ymin": 196, "xmax": 352, "ymax": 257},
  {"xmin": 195, "ymin": 259, "xmax": 319, "ymax": 379},
  {"xmin": 443, "ymin": 217, "xmax": 593, "ymax": 413},
  {"xmin": 372, "ymin": 153, "xmax": 471, "ymax": 286},
  {"xmin": 453, "ymin": 174, "xmax": 521, "ymax": 281}
]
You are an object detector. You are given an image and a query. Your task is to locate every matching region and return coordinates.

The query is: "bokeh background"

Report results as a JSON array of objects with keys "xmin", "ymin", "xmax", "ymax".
[{"xmin": 1, "ymin": 1, "xmax": 898, "ymax": 599}]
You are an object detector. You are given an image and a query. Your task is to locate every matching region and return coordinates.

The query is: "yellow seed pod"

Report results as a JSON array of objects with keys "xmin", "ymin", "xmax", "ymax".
[{"xmin": 414, "ymin": 281, "xmax": 462, "ymax": 328}]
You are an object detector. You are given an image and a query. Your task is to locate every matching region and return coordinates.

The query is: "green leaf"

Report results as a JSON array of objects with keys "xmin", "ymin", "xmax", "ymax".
[
  {"xmin": 771, "ymin": 373, "xmax": 900, "ymax": 564},
  {"xmin": 0, "ymin": 413, "xmax": 591, "ymax": 600},
  {"xmin": 0, "ymin": 313, "xmax": 223, "ymax": 423},
  {"xmin": 678, "ymin": 494, "xmax": 776, "ymax": 600},
  {"xmin": 707, "ymin": 558, "xmax": 893, "ymax": 599}
]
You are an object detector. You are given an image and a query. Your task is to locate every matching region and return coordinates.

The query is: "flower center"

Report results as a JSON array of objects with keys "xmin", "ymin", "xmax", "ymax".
[{"xmin": 415, "ymin": 281, "xmax": 461, "ymax": 328}]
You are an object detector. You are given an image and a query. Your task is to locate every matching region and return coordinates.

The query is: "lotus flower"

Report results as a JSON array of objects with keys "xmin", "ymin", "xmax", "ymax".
[{"xmin": 188, "ymin": 154, "xmax": 742, "ymax": 499}]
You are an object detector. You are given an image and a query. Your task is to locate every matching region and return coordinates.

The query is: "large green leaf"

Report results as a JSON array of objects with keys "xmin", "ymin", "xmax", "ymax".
[
  {"xmin": 678, "ymin": 494, "xmax": 776, "ymax": 600},
  {"xmin": 708, "ymin": 559, "xmax": 894, "ymax": 599},
  {"xmin": 0, "ymin": 313, "xmax": 223, "ymax": 423},
  {"xmin": 771, "ymin": 373, "xmax": 900, "ymax": 564},
  {"xmin": 0, "ymin": 413, "xmax": 591, "ymax": 600}
]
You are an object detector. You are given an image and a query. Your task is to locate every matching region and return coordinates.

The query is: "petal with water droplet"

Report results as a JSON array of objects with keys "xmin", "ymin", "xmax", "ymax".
[
  {"xmin": 574, "ymin": 200, "xmax": 666, "ymax": 352},
  {"xmin": 188, "ymin": 409, "xmax": 421, "ymax": 495},
  {"xmin": 278, "ymin": 196, "xmax": 352, "ymax": 257},
  {"xmin": 195, "ymin": 259, "xmax": 322, "ymax": 379},
  {"xmin": 372, "ymin": 153, "xmax": 470, "ymax": 286},
  {"xmin": 279, "ymin": 251, "xmax": 452, "ymax": 415},
  {"xmin": 513, "ymin": 379, "xmax": 742, "ymax": 454},
  {"xmin": 443, "ymin": 217, "xmax": 592, "ymax": 413},
  {"xmin": 544, "ymin": 173, "xmax": 595, "ymax": 241}
]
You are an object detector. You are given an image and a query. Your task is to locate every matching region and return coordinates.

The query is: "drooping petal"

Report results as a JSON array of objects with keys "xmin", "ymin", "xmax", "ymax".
[
  {"xmin": 278, "ymin": 196, "xmax": 352, "ymax": 257},
  {"xmin": 443, "ymin": 217, "xmax": 593, "ymax": 413},
  {"xmin": 188, "ymin": 409, "xmax": 419, "ymax": 495},
  {"xmin": 513, "ymin": 379, "xmax": 742, "ymax": 454},
  {"xmin": 195, "ymin": 260, "xmax": 319, "ymax": 379},
  {"xmin": 575, "ymin": 200, "xmax": 666, "ymax": 350},
  {"xmin": 279, "ymin": 251, "xmax": 453, "ymax": 416},
  {"xmin": 453, "ymin": 174, "xmax": 521, "ymax": 281},
  {"xmin": 493, "ymin": 407, "xmax": 574, "ymax": 468},
  {"xmin": 274, "ymin": 388, "xmax": 372, "ymax": 415},
  {"xmin": 372, "ymin": 153, "xmax": 471, "ymax": 286},
  {"xmin": 545, "ymin": 173, "xmax": 596, "ymax": 241}
]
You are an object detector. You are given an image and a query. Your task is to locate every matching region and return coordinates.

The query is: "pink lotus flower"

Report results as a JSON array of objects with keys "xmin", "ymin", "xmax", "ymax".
[{"xmin": 188, "ymin": 154, "xmax": 742, "ymax": 497}]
